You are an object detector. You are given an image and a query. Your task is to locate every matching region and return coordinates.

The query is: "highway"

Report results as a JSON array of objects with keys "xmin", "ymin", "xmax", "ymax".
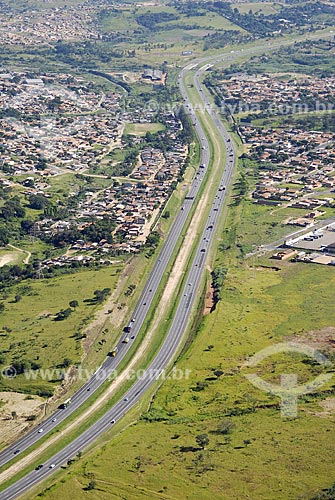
[
  {"xmin": 0, "ymin": 93, "xmax": 210, "ymax": 470},
  {"xmin": 0, "ymin": 55, "xmax": 234, "ymax": 499},
  {"xmin": 1, "ymin": 28, "xmax": 332, "ymax": 474}
]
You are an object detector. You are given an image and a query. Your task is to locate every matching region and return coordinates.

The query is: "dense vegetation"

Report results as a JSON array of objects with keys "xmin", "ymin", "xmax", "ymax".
[
  {"xmin": 136, "ymin": 11, "xmax": 180, "ymax": 30},
  {"xmin": 203, "ymin": 30, "xmax": 251, "ymax": 51},
  {"xmin": 223, "ymin": 39, "xmax": 335, "ymax": 78},
  {"xmin": 174, "ymin": 0, "xmax": 335, "ymax": 36}
]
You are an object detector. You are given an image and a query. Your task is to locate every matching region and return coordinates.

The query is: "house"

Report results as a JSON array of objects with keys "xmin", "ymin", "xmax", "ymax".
[{"xmin": 271, "ymin": 248, "xmax": 297, "ymax": 260}]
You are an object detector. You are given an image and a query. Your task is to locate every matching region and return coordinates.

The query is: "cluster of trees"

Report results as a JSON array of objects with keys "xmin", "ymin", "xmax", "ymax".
[
  {"xmin": 234, "ymin": 172, "xmax": 249, "ymax": 204},
  {"xmin": 0, "ymin": 192, "xmax": 69, "ymax": 246},
  {"xmin": 173, "ymin": 2, "xmax": 207, "ymax": 17},
  {"xmin": 9, "ymin": 359, "xmax": 41, "ymax": 375},
  {"xmin": 174, "ymin": 0, "xmax": 335, "ymax": 37},
  {"xmin": 211, "ymin": 266, "xmax": 228, "ymax": 308},
  {"xmin": 124, "ymin": 284, "xmax": 136, "ymax": 297},
  {"xmin": 136, "ymin": 12, "xmax": 179, "ymax": 30},
  {"xmin": 0, "ymin": 108, "xmax": 21, "ymax": 119},
  {"xmin": 203, "ymin": 30, "xmax": 249, "ymax": 51},
  {"xmin": 177, "ymin": 106, "xmax": 195, "ymax": 145},
  {"xmin": 28, "ymin": 194, "xmax": 51, "ymax": 210},
  {"xmin": 146, "ymin": 231, "xmax": 160, "ymax": 249},
  {"xmin": 54, "ymin": 308, "xmax": 73, "ymax": 321},
  {"xmin": 1, "ymin": 197, "xmax": 25, "ymax": 220},
  {"xmin": 42, "ymin": 216, "xmax": 116, "ymax": 248},
  {"xmin": 81, "ymin": 217, "xmax": 115, "ymax": 245},
  {"xmin": 0, "ymin": 196, "xmax": 28, "ymax": 245},
  {"xmin": 92, "ymin": 288, "xmax": 111, "ymax": 304},
  {"xmin": 0, "ymin": 258, "xmax": 114, "ymax": 293},
  {"xmin": 0, "ymin": 260, "xmax": 48, "ymax": 290},
  {"xmin": 54, "ymin": 41, "xmax": 126, "ymax": 67},
  {"xmin": 280, "ymin": 114, "xmax": 335, "ymax": 133}
]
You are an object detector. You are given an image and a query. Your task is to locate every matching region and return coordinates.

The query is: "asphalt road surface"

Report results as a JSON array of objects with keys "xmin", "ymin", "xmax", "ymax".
[{"xmin": 0, "ymin": 55, "xmax": 235, "ymax": 500}]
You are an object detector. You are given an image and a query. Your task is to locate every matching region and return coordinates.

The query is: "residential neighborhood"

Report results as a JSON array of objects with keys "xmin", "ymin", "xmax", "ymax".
[
  {"xmin": 0, "ymin": 70, "xmax": 188, "ymax": 267},
  {"xmin": 218, "ymin": 73, "xmax": 335, "ymax": 115}
]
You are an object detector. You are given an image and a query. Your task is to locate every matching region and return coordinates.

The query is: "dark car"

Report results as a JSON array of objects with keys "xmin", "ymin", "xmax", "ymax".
[{"xmin": 35, "ymin": 464, "xmax": 44, "ymax": 471}]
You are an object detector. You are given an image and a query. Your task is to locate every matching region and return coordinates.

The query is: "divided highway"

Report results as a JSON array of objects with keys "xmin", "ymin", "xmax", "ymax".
[
  {"xmin": 0, "ymin": 101, "xmax": 210, "ymax": 471},
  {"xmin": 0, "ymin": 56, "xmax": 235, "ymax": 499}
]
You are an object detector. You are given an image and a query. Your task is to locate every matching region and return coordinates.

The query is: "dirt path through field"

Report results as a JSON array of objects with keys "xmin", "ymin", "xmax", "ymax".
[{"xmin": 7, "ymin": 244, "xmax": 31, "ymax": 264}]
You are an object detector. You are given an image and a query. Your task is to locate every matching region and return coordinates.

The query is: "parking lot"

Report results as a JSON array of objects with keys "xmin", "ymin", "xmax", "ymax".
[{"xmin": 287, "ymin": 223, "xmax": 335, "ymax": 252}]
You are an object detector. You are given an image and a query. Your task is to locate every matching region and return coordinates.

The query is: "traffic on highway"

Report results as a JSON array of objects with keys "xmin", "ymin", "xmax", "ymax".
[{"xmin": 0, "ymin": 54, "xmax": 235, "ymax": 500}]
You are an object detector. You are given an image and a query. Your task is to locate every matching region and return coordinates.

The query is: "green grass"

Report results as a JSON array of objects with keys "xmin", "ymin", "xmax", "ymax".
[
  {"xmin": 0, "ymin": 264, "xmax": 123, "ymax": 395},
  {"xmin": 2, "ymin": 22, "xmax": 335, "ymax": 500},
  {"xmin": 0, "ymin": 248, "xmax": 24, "ymax": 266},
  {"xmin": 25, "ymin": 259, "xmax": 335, "ymax": 500},
  {"xmin": 234, "ymin": 200, "xmax": 320, "ymax": 253},
  {"xmin": 231, "ymin": 2, "xmax": 280, "ymax": 16},
  {"xmin": 163, "ymin": 12, "xmax": 245, "ymax": 31},
  {"xmin": 23, "ymin": 39, "xmax": 335, "ymax": 499},
  {"xmin": 123, "ymin": 122, "xmax": 165, "ymax": 136}
]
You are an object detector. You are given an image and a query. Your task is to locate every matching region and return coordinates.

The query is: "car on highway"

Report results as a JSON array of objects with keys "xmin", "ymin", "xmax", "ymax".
[
  {"xmin": 35, "ymin": 464, "xmax": 43, "ymax": 471},
  {"xmin": 14, "ymin": 449, "xmax": 20, "ymax": 455},
  {"xmin": 0, "ymin": 55, "xmax": 234, "ymax": 499}
]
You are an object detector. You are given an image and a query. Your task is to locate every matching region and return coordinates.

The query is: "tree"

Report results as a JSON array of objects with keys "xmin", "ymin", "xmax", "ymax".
[
  {"xmin": 86, "ymin": 480, "xmax": 96, "ymax": 490},
  {"xmin": 14, "ymin": 295, "xmax": 22, "ymax": 303},
  {"xmin": 0, "ymin": 303, "xmax": 5, "ymax": 313},
  {"xmin": 0, "ymin": 228, "xmax": 10, "ymax": 246},
  {"xmin": 146, "ymin": 231, "xmax": 160, "ymax": 248},
  {"xmin": 28, "ymin": 194, "xmax": 50, "ymax": 210},
  {"xmin": 93, "ymin": 288, "xmax": 111, "ymax": 304},
  {"xmin": 69, "ymin": 300, "xmax": 79, "ymax": 308},
  {"xmin": 54, "ymin": 308, "xmax": 72, "ymax": 321},
  {"xmin": 196, "ymin": 434, "xmax": 209, "ymax": 450},
  {"xmin": 62, "ymin": 358, "xmax": 72, "ymax": 368}
]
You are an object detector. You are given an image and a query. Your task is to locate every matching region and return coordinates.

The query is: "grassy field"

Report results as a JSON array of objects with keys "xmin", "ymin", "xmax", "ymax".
[
  {"xmin": 0, "ymin": 248, "xmax": 24, "ymax": 267},
  {"xmin": 233, "ymin": 199, "xmax": 334, "ymax": 254},
  {"xmin": 123, "ymin": 122, "xmax": 165, "ymax": 136},
  {"xmin": 2, "ymin": 16, "xmax": 335, "ymax": 500},
  {"xmin": 26, "ymin": 101, "xmax": 335, "ymax": 500},
  {"xmin": 27, "ymin": 254, "xmax": 335, "ymax": 500},
  {"xmin": 0, "ymin": 264, "xmax": 124, "ymax": 395},
  {"xmin": 231, "ymin": 2, "xmax": 280, "ymax": 15}
]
